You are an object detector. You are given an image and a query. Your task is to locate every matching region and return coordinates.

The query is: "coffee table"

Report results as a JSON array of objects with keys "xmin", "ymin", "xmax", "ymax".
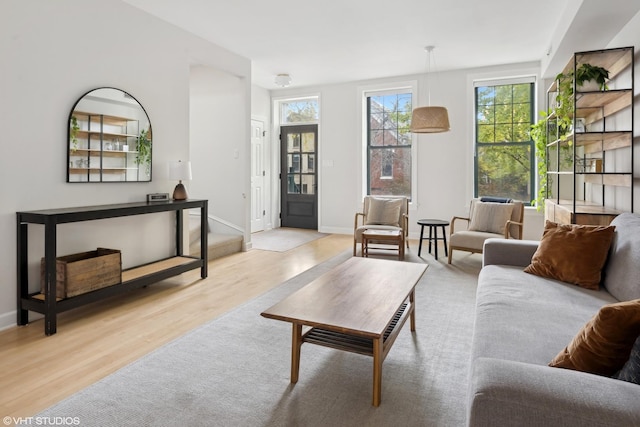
[{"xmin": 261, "ymin": 257, "xmax": 428, "ymax": 406}]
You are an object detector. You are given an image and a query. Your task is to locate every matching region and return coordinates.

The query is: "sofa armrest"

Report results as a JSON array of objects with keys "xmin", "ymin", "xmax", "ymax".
[
  {"xmin": 469, "ymin": 358, "xmax": 640, "ymax": 427},
  {"xmin": 482, "ymin": 238, "xmax": 539, "ymax": 268}
]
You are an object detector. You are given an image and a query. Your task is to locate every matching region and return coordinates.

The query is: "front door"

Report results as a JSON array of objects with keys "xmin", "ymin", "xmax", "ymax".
[{"xmin": 280, "ymin": 125, "xmax": 318, "ymax": 229}]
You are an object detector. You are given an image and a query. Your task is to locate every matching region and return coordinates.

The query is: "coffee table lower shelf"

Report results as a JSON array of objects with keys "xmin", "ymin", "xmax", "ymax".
[{"xmin": 303, "ymin": 302, "xmax": 410, "ymax": 357}]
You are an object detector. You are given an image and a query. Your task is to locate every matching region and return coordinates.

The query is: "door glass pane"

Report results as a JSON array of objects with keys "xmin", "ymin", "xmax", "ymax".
[
  {"xmin": 288, "ymin": 134, "xmax": 300, "ymax": 152},
  {"xmin": 301, "ymin": 132, "xmax": 315, "ymax": 152},
  {"xmin": 287, "ymin": 174, "xmax": 301, "ymax": 194},
  {"xmin": 301, "ymin": 175, "xmax": 315, "ymax": 194},
  {"xmin": 301, "ymin": 154, "xmax": 315, "ymax": 173},
  {"xmin": 288, "ymin": 154, "xmax": 300, "ymax": 173}
]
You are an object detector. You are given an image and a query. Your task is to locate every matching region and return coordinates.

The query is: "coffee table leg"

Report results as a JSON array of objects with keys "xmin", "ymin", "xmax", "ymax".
[
  {"xmin": 372, "ymin": 337, "xmax": 383, "ymax": 406},
  {"xmin": 410, "ymin": 289, "xmax": 416, "ymax": 331},
  {"xmin": 291, "ymin": 323, "xmax": 303, "ymax": 383}
]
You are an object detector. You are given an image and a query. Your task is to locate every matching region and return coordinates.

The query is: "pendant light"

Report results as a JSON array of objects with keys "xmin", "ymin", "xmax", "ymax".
[{"xmin": 410, "ymin": 46, "xmax": 450, "ymax": 133}]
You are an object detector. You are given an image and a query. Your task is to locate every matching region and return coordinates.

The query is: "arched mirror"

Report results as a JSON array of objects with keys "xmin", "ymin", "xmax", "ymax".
[{"xmin": 67, "ymin": 88, "xmax": 152, "ymax": 182}]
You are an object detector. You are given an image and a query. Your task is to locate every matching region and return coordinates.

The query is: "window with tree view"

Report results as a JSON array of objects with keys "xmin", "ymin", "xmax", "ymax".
[
  {"xmin": 475, "ymin": 80, "xmax": 534, "ymax": 202},
  {"xmin": 367, "ymin": 92, "xmax": 412, "ymax": 198}
]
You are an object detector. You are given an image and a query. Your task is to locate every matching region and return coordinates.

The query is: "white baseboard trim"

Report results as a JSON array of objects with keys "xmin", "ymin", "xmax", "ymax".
[{"xmin": 0, "ymin": 310, "xmax": 17, "ymax": 332}]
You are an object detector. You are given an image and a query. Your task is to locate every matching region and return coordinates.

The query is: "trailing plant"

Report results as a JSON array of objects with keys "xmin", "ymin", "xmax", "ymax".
[
  {"xmin": 70, "ymin": 116, "xmax": 80, "ymax": 151},
  {"xmin": 136, "ymin": 128, "xmax": 152, "ymax": 174},
  {"xmin": 554, "ymin": 63, "xmax": 610, "ymax": 138},
  {"xmin": 530, "ymin": 111, "xmax": 550, "ymax": 210}
]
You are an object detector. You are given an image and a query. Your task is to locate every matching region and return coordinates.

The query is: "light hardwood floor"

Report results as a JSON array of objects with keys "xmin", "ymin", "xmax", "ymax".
[{"xmin": 0, "ymin": 233, "xmax": 353, "ymax": 419}]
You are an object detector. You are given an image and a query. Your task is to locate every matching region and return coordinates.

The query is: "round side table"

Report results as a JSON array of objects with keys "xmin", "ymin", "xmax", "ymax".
[{"xmin": 417, "ymin": 219, "xmax": 449, "ymax": 260}]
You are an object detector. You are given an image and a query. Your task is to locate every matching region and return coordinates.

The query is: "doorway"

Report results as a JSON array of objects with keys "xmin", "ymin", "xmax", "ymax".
[{"xmin": 280, "ymin": 124, "xmax": 318, "ymax": 229}]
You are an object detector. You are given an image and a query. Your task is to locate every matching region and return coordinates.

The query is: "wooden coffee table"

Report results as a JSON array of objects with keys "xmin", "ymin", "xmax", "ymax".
[{"xmin": 261, "ymin": 257, "xmax": 428, "ymax": 406}]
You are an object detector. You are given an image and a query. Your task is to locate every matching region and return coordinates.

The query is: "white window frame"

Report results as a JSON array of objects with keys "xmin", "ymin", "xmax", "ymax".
[{"xmin": 358, "ymin": 80, "xmax": 418, "ymax": 208}]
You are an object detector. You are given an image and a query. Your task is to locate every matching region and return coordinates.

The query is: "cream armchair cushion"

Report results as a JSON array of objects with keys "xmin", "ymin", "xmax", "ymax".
[
  {"xmin": 468, "ymin": 202, "xmax": 514, "ymax": 235},
  {"xmin": 365, "ymin": 197, "xmax": 404, "ymax": 226}
]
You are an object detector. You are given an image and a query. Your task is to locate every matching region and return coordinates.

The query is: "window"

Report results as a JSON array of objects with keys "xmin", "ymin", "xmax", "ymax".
[
  {"xmin": 474, "ymin": 78, "xmax": 535, "ymax": 202},
  {"xmin": 280, "ymin": 98, "xmax": 319, "ymax": 124},
  {"xmin": 366, "ymin": 91, "xmax": 412, "ymax": 197}
]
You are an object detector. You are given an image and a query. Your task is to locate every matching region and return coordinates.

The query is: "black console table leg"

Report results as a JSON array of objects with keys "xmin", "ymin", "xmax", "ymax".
[
  {"xmin": 201, "ymin": 203, "xmax": 208, "ymax": 279},
  {"xmin": 176, "ymin": 209, "xmax": 184, "ymax": 256},
  {"xmin": 44, "ymin": 218, "xmax": 57, "ymax": 336},
  {"xmin": 16, "ymin": 219, "xmax": 29, "ymax": 326}
]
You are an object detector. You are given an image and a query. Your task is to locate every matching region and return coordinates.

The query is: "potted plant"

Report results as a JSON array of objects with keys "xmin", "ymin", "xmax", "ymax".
[{"xmin": 575, "ymin": 63, "xmax": 609, "ymax": 91}]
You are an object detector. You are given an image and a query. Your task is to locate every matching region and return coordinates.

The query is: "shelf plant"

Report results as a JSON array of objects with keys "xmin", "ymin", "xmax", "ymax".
[
  {"xmin": 554, "ymin": 63, "xmax": 609, "ymax": 136},
  {"xmin": 70, "ymin": 116, "xmax": 80, "ymax": 151},
  {"xmin": 136, "ymin": 128, "xmax": 152, "ymax": 174}
]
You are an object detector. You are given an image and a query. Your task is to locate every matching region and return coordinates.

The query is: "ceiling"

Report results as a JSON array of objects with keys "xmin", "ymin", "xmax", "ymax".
[{"xmin": 121, "ymin": 0, "xmax": 633, "ymax": 89}]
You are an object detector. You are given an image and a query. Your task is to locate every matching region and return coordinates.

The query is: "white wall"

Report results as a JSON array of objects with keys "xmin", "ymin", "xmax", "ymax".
[
  {"xmin": 609, "ymin": 10, "xmax": 640, "ymax": 214},
  {"xmin": 0, "ymin": 0, "xmax": 250, "ymax": 330},
  {"xmin": 272, "ymin": 62, "xmax": 546, "ymax": 241},
  {"xmin": 189, "ymin": 66, "xmax": 250, "ymax": 243}
]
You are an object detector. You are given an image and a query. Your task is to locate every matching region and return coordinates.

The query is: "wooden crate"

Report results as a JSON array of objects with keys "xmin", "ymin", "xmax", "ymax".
[{"xmin": 40, "ymin": 248, "xmax": 122, "ymax": 298}]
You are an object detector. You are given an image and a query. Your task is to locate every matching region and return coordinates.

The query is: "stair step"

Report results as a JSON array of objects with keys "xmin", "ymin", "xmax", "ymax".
[{"xmin": 190, "ymin": 233, "xmax": 243, "ymax": 261}]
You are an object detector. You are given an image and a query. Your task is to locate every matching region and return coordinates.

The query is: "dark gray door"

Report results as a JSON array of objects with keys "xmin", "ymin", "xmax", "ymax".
[{"xmin": 280, "ymin": 125, "xmax": 318, "ymax": 229}]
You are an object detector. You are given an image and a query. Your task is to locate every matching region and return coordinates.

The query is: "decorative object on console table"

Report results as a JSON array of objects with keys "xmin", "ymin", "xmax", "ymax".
[
  {"xmin": 169, "ymin": 160, "xmax": 192, "ymax": 200},
  {"xmin": 39, "ymin": 248, "xmax": 121, "ymax": 299},
  {"xmin": 147, "ymin": 193, "xmax": 170, "ymax": 203}
]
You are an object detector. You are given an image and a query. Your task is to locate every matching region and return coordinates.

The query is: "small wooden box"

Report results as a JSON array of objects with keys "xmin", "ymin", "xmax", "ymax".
[{"xmin": 40, "ymin": 248, "xmax": 122, "ymax": 298}]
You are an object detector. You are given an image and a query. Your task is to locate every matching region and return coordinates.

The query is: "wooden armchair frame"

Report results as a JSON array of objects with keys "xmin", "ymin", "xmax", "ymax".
[
  {"xmin": 447, "ymin": 200, "xmax": 524, "ymax": 264},
  {"xmin": 353, "ymin": 196, "xmax": 409, "ymax": 256}
]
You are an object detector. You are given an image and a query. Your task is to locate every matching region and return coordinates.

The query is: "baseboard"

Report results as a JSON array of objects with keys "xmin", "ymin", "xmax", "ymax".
[{"xmin": 0, "ymin": 310, "xmax": 17, "ymax": 332}]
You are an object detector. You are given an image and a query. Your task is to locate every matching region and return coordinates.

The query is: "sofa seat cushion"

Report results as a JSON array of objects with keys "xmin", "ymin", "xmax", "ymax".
[{"xmin": 473, "ymin": 266, "xmax": 618, "ymax": 366}]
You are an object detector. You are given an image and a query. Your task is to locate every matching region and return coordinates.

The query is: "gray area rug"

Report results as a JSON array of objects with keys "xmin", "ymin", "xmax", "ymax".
[
  {"xmin": 250, "ymin": 228, "xmax": 328, "ymax": 252},
  {"xmin": 39, "ymin": 250, "xmax": 481, "ymax": 426}
]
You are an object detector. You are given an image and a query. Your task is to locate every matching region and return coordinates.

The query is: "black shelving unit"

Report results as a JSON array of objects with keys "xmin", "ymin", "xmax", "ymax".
[{"xmin": 545, "ymin": 46, "xmax": 634, "ymax": 225}]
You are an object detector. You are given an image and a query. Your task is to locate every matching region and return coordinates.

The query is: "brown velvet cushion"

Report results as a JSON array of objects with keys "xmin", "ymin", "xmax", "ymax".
[
  {"xmin": 524, "ymin": 221, "xmax": 615, "ymax": 290},
  {"xmin": 549, "ymin": 299, "xmax": 640, "ymax": 376}
]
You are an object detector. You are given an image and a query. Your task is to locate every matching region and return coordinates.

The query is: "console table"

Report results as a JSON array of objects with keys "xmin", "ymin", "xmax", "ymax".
[{"xmin": 16, "ymin": 199, "xmax": 208, "ymax": 335}]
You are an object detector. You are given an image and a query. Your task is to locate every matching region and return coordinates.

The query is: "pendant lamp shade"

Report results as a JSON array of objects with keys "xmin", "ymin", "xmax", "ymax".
[
  {"xmin": 410, "ymin": 106, "xmax": 450, "ymax": 133},
  {"xmin": 411, "ymin": 46, "xmax": 450, "ymax": 134}
]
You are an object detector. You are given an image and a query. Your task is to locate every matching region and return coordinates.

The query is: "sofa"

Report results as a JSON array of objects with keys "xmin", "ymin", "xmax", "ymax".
[{"xmin": 467, "ymin": 213, "xmax": 640, "ymax": 427}]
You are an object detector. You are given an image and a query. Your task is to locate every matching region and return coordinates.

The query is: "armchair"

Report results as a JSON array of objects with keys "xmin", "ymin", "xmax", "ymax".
[
  {"xmin": 353, "ymin": 196, "xmax": 409, "ymax": 256},
  {"xmin": 447, "ymin": 198, "xmax": 524, "ymax": 264}
]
